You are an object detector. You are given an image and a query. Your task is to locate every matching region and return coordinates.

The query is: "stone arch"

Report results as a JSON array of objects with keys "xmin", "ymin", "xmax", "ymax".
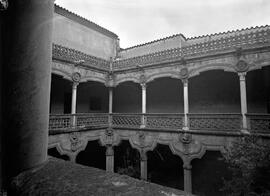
[
  {"xmin": 80, "ymin": 75, "xmax": 107, "ymax": 85},
  {"xmin": 189, "ymin": 63, "xmax": 236, "ymax": 78},
  {"xmin": 48, "ymin": 143, "xmax": 72, "ymax": 160},
  {"xmin": 52, "ymin": 68, "xmax": 72, "ymax": 81},
  {"xmin": 114, "ymin": 76, "xmax": 140, "ymax": 86},
  {"xmin": 146, "ymin": 71, "xmax": 180, "ymax": 83}
]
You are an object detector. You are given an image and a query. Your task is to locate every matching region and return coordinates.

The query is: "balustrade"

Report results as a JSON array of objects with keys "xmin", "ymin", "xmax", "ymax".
[
  {"xmin": 145, "ymin": 113, "xmax": 184, "ymax": 130},
  {"xmin": 76, "ymin": 113, "xmax": 109, "ymax": 128},
  {"xmin": 49, "ymin": 114, "xmax": 73, "ymax": 130},
  {"xmin": 111, "ymin": 113, "xmax": 142, "ymax": 128},
  {"xmin": 188, "ymin": 113, "xmax": 242, "ymax": 131},
  {"xmin": 246, "ymin": 114, "xmax": 270, "ymax": 133},
  {"xmin": 48, "ymin": 113, "xmax": 270, "ymax": 134}
]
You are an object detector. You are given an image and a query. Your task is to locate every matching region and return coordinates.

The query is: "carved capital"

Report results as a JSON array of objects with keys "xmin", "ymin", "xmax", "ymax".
[
  {"xmin": 183, "ymin": 163, "xmax": 192, "ymax": 170},
  {"xmin": 139, "ymin": 74, "xmax": 147, "ymax": 85},
  {"xmin": 106, "ymin": 145, "xmax": 114, "ymax": 156},
  {"xmin": 72, "ymin": 72, "xmax": 81, "ymax": 83}
]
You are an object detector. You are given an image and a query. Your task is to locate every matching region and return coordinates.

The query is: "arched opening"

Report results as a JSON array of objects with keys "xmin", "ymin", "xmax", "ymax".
[
  {"xmin": 48, "ymin": 147, "xmax": 69, "ymax": 161},
  {"xmin": 147, "ymin": 77, "xmax": 183, "ymax": 113},
  {"xmin": 191, "ymin": 151, "xmax": 231, "ymax": 196},
  {"xmin": 114, "ymin": 140, "xmax": 140, "ymax": 179},
  {"xmin": 247, "ymin": 66, "xmax": 270, "ymax": 113},
  {"xmin": 50, "ymin": 73, "xmax": 72, "ymax": 114},
  {"xmin": 189, "ymin": 70, "xmax": 240, "ymax": 113},
  {"xmin": 77, "ymin": 81, "xmax": 108, "ymax": 113},
  {"xmin": 76, "ymin": 140, "xmax": 106, "ymax": 170},
  {"xmin": 114, "ymin": 81, "xmax": 141, "ymax": 113},
  {"xmin": 147, "ymin": 144, "xmax": 183, "ymax": 190}
]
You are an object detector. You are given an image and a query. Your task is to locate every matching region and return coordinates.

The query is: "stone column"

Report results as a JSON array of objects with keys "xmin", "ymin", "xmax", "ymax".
[
  {"xmin": 183, "ymin": 79, "xmax": 189, "ymax": 130},
  {"xmin": 140, "ymin": 153, "xmax": 147, "ymax": 180},
  {"xmin": 71, "ymin": 82, "xmax": 78, "ymax": 126},
  {"xmin": 109, "ymin": 88, "xmax": 113, "ymax": 114},
  {"xmin": 141, "ymin": 83, "xmax": 147, "ymax": 127},
  {"xmin": 183, "ymin": 164, "xmax": 192, "ymax": 194},
  {"xmin": 2, "ymin": 0, "xmax": 54, "ymax": 181},
  {"xmin": 106, "ymin": 145, "xmax": 114, "ymax": 172},
  {"xmin": 238, "ymin": 73, "xmax": 248, "ymax": 131}
]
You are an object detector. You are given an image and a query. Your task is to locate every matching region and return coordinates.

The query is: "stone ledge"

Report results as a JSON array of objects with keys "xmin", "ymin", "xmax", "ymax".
[{"xmin": 11, "ymin": 157, "xmax": 189, "ymax": 196}]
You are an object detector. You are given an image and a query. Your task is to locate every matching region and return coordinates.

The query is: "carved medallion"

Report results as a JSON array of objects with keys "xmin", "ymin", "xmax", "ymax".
[
  {"xmin": 179, "ymin": 67, "xmax": 189, "ymax": 79},
  {"xmin": 69, "ymin": 132, "xmax": 82, "ymax": 152},
  {"xmin": 72, "ymin": 72, "xmax": 81, "ymax": 83},
  {"xmin": 236, "ymin": 60, "xmax": 249, "ymax": 72}
]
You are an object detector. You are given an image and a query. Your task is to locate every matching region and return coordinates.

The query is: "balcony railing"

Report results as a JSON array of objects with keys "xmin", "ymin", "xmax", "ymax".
[
  {"xmin": 188, "ymin": 113, "xmax": 242, "ymax": 131},
  {"xmin": 49, "ymin": 113, "xmax": 270, "ymax": 134},
  {"xmin": 246, "ymin": 113, "xmax": 270, "ymax": 134}
]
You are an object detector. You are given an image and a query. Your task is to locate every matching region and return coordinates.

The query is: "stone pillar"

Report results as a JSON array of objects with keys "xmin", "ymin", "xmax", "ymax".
[
  {"xmin": 2, "ymin": 0, "xmax": 54, "ymax": 182},
  {"xmin": 183, "ymin": 79, "xmax": 189, "ymax": 130},
  {"xmin": 238, "ymin": 73, "xmax": 248, "ymax": 131},
  {"xmin": 109, "ymin": 88, "xmax": 113, "ymax": 114},
  {"xmin": 141, "ymin": 83, "xmax": 147, "ymax": 127},
  {"xmin": 183, "ymin": 164, "xmax": 192, "ymax": 194},
  {"xmin": 71, "ymin": 82, "xmax": 78, "ymax": 126},
  {"xmin": 140, "ymin": 153, "xmax": 147, "ymax": 180},
  {"xmin": 106, "ymin": 145, "xmax": 114, "ymax": 172}
]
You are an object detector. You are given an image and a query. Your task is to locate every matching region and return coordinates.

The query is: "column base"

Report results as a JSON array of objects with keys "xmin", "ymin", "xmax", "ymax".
[{"xmin": 240, "ymin": 129, "xmax": 250, "ymax": 135}]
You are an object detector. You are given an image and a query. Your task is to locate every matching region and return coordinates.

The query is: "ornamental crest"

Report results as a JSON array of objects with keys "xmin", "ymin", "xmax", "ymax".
[
  {"xmin": 72, "ymin": 72, "xmax": 81, "ymax": 83},
  {"xmin": 69, "ymin": 132, "xmax": 82, "ymax": 152}
]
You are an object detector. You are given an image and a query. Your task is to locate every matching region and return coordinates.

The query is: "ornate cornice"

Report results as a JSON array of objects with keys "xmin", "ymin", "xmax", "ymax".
[
  {"xmin": 52, "ymin": 44, "xmax": 110, "ymax": 71},
  {"xmin": 113, "ymin": 25, "xmax": 269, "ymax": 71}
]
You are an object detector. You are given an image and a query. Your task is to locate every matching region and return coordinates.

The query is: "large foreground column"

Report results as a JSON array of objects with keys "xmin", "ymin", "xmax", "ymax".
[{"xmin": 2, "ymin": 0, "xmax": 54, "ymax": 182}]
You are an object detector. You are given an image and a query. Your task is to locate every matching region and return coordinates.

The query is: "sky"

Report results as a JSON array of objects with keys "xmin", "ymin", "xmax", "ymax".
[{"xmin": 55, "ymin": 0, "xmax": 270, "ymax": 49}]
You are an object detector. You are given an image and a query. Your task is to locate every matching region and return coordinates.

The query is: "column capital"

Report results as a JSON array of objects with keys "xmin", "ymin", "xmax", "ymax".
[
  {"xmin": 181, "ymin": 78, "xmax": 189, "ymax": 86},
  {"xmin": 106, "ymin": 145, "xmax": 114, "ymax": 156},
  {"xmin": 140, "ymin": 82, "xmax": 147, "ymax": 90},
  {"xmin": 72, "ymin": 82, "xmax": 79, "ymax": 88},
  {"xmin": 140, "ymin": 152, "xmax": 147, "ymax": 161},
  {"xmin": 238, "ymin": 72, "xmax": 246, "ymax": 81},
  {"xmin": 183, "ymin": 163, "xmax": 192, "ymax": 170}
]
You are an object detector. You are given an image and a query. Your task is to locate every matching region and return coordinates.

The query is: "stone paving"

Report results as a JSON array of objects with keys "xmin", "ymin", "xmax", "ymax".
[{"xmin": 11, "ymin": 157, "xmax": 190, "ymax": 196}]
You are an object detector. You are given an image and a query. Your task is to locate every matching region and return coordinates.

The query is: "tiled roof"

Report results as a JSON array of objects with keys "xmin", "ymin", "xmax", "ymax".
[
  {"xmin": 55, "ymin": 4, "xmax": 118, "ymax": 39},
  {"xmin": 121, "ymin": 33, "xmax": 186, "ymax": 51}
]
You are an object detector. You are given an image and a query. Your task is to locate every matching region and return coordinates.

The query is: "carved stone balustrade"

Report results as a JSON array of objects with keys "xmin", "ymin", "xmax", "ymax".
[
  {"xmin": 188, "ymin": 113, "xmax": 242, "ymax": 131},
  {"xmin": 49, "ymin": 113, "xmax": 270, "ymax": 135},
  {"xmin": 145, "ymin": 113, "xmax": 184, "ymax": 130},
  {"xmin": 246, "ymin": 113, "xmax": 270, "ymax": 134}
]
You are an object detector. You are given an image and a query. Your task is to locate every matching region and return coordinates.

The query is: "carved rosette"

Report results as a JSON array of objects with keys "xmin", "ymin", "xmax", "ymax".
[
  {"xmin": 106, "ymin": 72, "xmax": 115, "ymax": 87},
  {"xmin": 179, "ymin": 67, "xmax": 189, "ymax": 82},
  {"xmin": 72, "ymin": 72, "xmax": 81, "ymax": 83},
  {"xmin": 139, "ymin": 74, "xmax": 146, "ymax": 85},
  {"xmin": 0, "ymin": 0, "xmax": 8, "ymax": 10},
  {"xmin": 235, "ymin": 59, "xmax": 249, "ymax": 73},
  {"xmin": 69, "ymin": 132, "xmax": 82, "ymax": 152}
]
